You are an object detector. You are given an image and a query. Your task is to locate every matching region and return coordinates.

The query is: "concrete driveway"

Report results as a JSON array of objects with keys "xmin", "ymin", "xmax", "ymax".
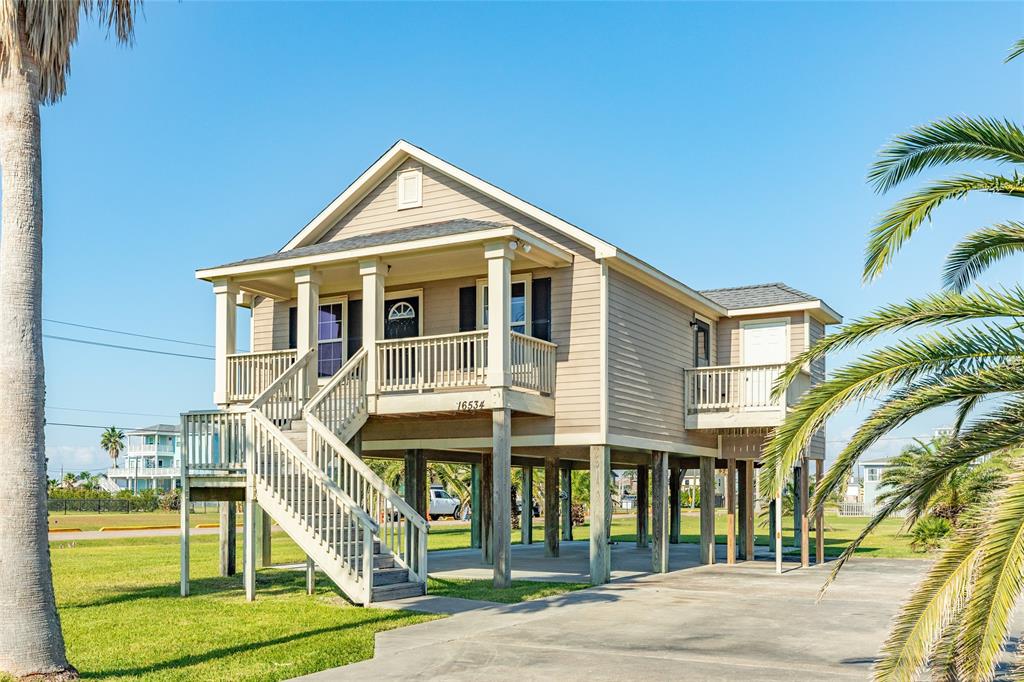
[{"xmin": 296, "ymin": 542, "xmax": 947, "ymax": 681}]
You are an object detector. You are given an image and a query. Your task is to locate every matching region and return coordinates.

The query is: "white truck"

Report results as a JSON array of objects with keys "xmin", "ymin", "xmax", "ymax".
[{"xmin": 428, "ymin": 485, "xmax": 461, "ymax": 520}]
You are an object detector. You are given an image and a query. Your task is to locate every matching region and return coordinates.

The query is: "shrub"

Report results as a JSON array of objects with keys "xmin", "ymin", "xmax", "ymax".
[{"xmin": 910, "ymin": 516, "xmax": 951, "ymax": 553}]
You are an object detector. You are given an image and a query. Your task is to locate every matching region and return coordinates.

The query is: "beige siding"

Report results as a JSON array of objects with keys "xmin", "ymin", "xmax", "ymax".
[
  {"xmin": 716, "ymin": 311, "xmax": 806, "ymax": 365},
  {"xmin": 313, "ymin": 157, "xmax": 602, "ymax": 436},
  {"xmin": 807, "ymin": 316, "xmax": 827, "ymax": 459},
  {"xmin": 251, "ymin": 296, "xmax": 293, "ymax": 352},
  {"xmin": 606, "ymin": 268, "xmax": 716, "ymax": 450}
]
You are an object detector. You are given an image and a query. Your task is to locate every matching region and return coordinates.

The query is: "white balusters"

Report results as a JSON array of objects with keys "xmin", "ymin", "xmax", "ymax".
[
  {"xmin": 684, "ymin": 363, "xmax": 789, "ymax": 414},
  {"xmin": 226, "ymin": 349, "xmax": 297, "ymax": 402},
  {"xmin": 376, "ymin": 331, "xmax": 488, "ymax": 393},
  {"xmin": 510, "ymin": 331, "xmax": 556, "ymax": 395}
]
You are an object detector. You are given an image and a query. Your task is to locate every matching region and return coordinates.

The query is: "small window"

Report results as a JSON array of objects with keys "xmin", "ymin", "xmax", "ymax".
[
  {"xmin": 388, "ymin": 301, "xmax": 416, "ymax": 321},
  {"xmin": 693, "ymin": 319, "xmax": 711, "ymax": 367},
  {"xmin": 396, "ymin": 168, "xmax": 422, "ymax": 210},
  {"xmin": 866, "ymin": 468, "xmax": 879, "ymax": 482}
]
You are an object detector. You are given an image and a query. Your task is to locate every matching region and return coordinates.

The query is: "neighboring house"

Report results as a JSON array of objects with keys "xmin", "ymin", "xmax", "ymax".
[
  {"xmin": 861, "ymin": 458, "xmax": 893, "ymax": 514},
  {"xmin": 107, "ymin": 424, "xmax": 181, "ymax": 492},
  {"xmin": 179, "ymin": 140, "xmax": 840, "ymax": 605}
]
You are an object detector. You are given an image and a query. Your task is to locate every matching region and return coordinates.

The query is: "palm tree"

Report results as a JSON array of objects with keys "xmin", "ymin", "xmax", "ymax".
[
  {"xmin": 878, "ymin": 437, "xmax": 1005, "ymax": 525},
  {"xmin": 99, "ymin": 427, "xmax": 125, "ymax": 469},
  {"xmin": 0, "ymin": 3, "xmax": 138, "ymax": 678},
  {"xmin": 761, "ymin": 40, "xmax": 1024, "ymax": 681}
]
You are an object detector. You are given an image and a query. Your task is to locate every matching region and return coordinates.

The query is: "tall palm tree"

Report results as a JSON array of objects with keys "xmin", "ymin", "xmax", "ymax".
[
  {"xmin": 0, "ymin": 3, "xmax": 137, "ymax": 678},
  {"xmin": 99, "ymin": 426, "xmax": 124, "ymax": 469},
  {"xmin": 761, "ymin": 41, "xmax": 1024, "ymax": 681}
]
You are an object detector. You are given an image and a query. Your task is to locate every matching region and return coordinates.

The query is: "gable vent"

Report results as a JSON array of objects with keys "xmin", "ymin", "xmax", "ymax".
[{"xmin": 396, "ymin": 168, "xmax": 422, "ymax": 210}]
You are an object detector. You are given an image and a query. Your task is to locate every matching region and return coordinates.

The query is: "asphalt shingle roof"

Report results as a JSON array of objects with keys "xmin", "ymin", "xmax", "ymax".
[
  {"xmin": 699, "ymin": 282, "xmax": 817, "ymax": 310},
  {"xmin": 210, "ymin": 219, "xmax": 506, "ymax": 270},
  {"xmin": 129, "ymin": 424, "xmax": 180, "ymax": 434}
]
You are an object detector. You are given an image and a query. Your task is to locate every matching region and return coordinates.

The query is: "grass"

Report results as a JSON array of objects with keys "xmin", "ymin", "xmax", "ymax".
[
  {"xmin": 47, "ymin": 529, "xmax": 587, "ymax": 681},
  {"xmin": 48, "ymin": 510, "xmax": 219, "ymax": 531},
  {"xmin": 427, "ymin": 576, "xmax": 588, "ymax": 603},
  {"xmin": 428, "ymin": 511, "xmax": 921, "ymax": 559}
]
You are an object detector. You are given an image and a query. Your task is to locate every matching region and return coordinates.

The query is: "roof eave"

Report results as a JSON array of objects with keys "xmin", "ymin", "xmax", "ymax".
[
  {"xmin": 724, "ymin": 300, "xmax": 842, "ymax": 324},
  {"xmin": 195, "ymin": 224, "xmax": 572, "ymax": 283},
  {"xmin": 602, "ymin": 250, "xmax": 728, "ymax": 317}
]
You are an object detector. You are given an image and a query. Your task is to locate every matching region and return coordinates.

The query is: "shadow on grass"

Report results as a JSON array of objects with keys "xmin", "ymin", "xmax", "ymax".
[
  {"xmin": 78, "ymin": 616, "xmax": 392, "ymax": 679},
  {"xmin": 69, "ymin": 567, "xmax": 346, "ymax": 610}
]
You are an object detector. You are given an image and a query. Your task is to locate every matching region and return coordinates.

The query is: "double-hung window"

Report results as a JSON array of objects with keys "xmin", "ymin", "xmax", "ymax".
[
  {"xmin": 317, "ymin": 301, "xmax": 345, "ymax": 377},
  {"xmin": 478, "ymin": 275, "xmax": 532, "ymax": 336}
]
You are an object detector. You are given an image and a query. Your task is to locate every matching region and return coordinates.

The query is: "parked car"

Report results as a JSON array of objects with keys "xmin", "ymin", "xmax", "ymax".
[{"xmin": 429, "ymin": 485, "xmax": 460, "ymax": 520}]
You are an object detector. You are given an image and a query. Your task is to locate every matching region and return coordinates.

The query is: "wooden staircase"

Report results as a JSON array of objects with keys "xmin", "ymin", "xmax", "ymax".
[{"xmin": 244, "ymin": 348, "xmax": 428, "ymax": 605}]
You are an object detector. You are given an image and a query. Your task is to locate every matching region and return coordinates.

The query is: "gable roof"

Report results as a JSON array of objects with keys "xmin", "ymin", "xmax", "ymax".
[
  {"xmin": 263, "ymin": 140, "xmax": 838, "ymax": 323},
  {"xmin": 282, "ymin": 140, "xmax": 617, "ymax": 257},
  {"xmin": 700, "ymin": 283, "xmax": 815, "ymax": 309}
]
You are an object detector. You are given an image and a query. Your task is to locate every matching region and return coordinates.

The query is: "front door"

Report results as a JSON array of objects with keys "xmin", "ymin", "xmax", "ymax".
[
  {"xmin": 740, "ymin": 320, "xmax": 787, "ymax": 408},
  {"xmin": 384, "ymin": 297, "xmax": 420, "ymax": 385}
]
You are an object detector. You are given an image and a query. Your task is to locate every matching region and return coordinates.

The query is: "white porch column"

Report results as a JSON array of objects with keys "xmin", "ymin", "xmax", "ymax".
[
  {"xmin": 295, "ymin": 268, "xmax": 321, "ymax": 399},
  {"xmin": 360, "ymin": 258, "xmax": 385, "ymax": 407},
  {"xmin": 484, "ymin": 241, "xmax": 514, "ymax": 390},
  {"xmin": 213, "ymin": 278, "xmax": 238, "ymax": 407}
]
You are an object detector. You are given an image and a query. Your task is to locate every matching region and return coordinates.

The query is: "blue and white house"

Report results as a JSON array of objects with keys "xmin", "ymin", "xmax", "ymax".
[
  {"xmin": 860, "ymin": 457, "xmax": 894, "ymax": 514},
  {"xmin": 107, "ymin": 424, "xmax": 182, "ymax": 492}
]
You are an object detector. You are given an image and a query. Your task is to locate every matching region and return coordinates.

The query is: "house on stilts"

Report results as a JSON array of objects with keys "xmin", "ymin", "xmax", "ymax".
[{"xmin": 178, "ymin": 140, "xmax": 841, "ymax": 604}]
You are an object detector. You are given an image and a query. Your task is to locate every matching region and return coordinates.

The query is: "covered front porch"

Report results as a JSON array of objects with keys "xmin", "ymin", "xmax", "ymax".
[{"xmin": 197, "ymin": 219, "xmax": 570, "ymax": 418}]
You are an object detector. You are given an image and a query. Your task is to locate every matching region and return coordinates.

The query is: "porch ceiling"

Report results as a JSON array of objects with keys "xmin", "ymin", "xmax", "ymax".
[{"xmin": 196, "ymin": 219, "xmax": 572, "ymax": 300}]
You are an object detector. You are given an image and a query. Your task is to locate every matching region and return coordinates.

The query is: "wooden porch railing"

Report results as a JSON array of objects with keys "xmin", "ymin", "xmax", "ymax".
[
  {"xmin": 684, "ymin": 363, "xmax": 788, "ymax": 414},
  {"xmin": 510, "ymin": 331, "xmax": 556, "ymax": 395},
  {"xmin": 376, "ymin": 331, "xmax": 488, "ymax": 393},
  {"xmin": 226, "ymin": 349, "xmax": 297, "ymax": 403},
  {"xmin": 180, "ymin": 410, "xmax": 248, "ymax": 472}
]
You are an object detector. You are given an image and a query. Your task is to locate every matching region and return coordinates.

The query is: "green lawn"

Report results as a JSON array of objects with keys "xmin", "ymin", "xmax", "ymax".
[
  {"xmin": 50, "ymin": 533, "xmax": 585, "ymax": 681},
  {"xmin": 48, "ymin": 510, "xmax": 219, "ymax": 531},
  {"xmin": 430, "ymin": 512, "xmax": 921, "ymax": 559}
]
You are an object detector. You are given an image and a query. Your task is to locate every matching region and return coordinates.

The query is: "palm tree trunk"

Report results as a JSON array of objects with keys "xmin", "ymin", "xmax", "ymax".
[{"xmin": 0, "ymin": 41, "xmax": 75, "ymax": 679}]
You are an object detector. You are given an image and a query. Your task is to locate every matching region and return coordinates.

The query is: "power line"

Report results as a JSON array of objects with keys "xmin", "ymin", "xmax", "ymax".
[
  {"xmin": 43, "ymin": 334, "xmax": 213, "ymax": 360},
  {"xmin": 44, "ymin": 318, "xmax": 213, "ymax": 348},
  {"xmin": 48, "ymin": 406, "xmax": 178, "ymax": 419},
  {"xmin": 45, "ymin": 422, "xmax": 143, "ymax": 430}
]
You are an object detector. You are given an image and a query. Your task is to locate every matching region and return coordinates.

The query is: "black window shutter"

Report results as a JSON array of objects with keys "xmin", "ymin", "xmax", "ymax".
[
  {"xmin": 287, "ymin": 306, "xmax": 297, "ymax": 350},
  {"xmin": 347, "ymin": 299, "xmax": 363, "ymax": 358},
  {"xmin": 531, "ymin": 277, "xmax": 552, "ymax": 341},
  {"xmin": 459, "ymin": 286, "xmax": 476, "ymax": 332}
]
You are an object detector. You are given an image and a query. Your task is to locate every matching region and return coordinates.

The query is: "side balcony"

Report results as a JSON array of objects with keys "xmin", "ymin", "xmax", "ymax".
[{"xmin": 683, "ymin": 363, "xmax": 811, "ymax": 430}]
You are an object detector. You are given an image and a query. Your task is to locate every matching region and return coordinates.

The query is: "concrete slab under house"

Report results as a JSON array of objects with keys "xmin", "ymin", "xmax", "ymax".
[{"xmin": 176, "ymin": 140, "xmax": 841, "ymax": 605}]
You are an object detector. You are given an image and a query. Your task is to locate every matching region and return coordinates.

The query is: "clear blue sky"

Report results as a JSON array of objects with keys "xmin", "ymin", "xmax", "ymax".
[{"xmin": 37, "ymin": 1, "xmax": 1023, "ymax": 476}]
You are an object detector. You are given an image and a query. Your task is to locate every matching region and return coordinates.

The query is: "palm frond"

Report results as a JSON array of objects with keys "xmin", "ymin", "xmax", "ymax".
[
  {"xmin": 873, "ymin": 518, "xmax": 985, "ymax": 681},
  {"xmin": 943, "ymin": 222, "xmax": 1024, "ymax": 292},
  {"xmin": 775, "ymin": 288, "xmax": 1024, "ymax": 391},
  {"xmin": 955, "ymin": 395, "xmax": 982, "ymax": 434},
  {"xmin": 762, "ymin": 327, "xmax": 1024, "ymax": 495},
  {"xmin": 1007, "ymin": 38, "xmax": 1024, "ymax": 63},
  {"xmin": 868, "ymin": 118, "xmax": 1024, "ymax": 193},
  {"xmin": 864, "ymin": 173, "xmax": 1024, "ymax": 282},
  {"xmin": 809, "ymin": 363, "xmax": 1024, "ymax": 515},
  {"xmin": 0, "ymin": 0, "xmax": 138, "ymax": 105},
  {"xmin": 956, "ymin": 462, "xmax": 1024, "ymax": 681}
]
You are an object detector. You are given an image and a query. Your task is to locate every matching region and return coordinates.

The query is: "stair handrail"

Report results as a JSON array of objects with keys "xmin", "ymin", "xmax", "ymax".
[
  {"xmin": 249, "ymin": 347, "xmax": 316, "ymax": 421},
  {"xmin": 305, "ymin": 348, "xmax": 367, "ymax": 438},
  {"xmin": 305, "ymin": 411, "xmax": 427, "ymax": 533},
  {"xmin": 250, "ymin": 409, "xmax": 378, "ymax": 534}
]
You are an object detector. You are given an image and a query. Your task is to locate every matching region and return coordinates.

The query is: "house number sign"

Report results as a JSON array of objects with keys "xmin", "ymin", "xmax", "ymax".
[{"xmin": 456, "ymin": 400, "xmax": 486, "ymax": 411}]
